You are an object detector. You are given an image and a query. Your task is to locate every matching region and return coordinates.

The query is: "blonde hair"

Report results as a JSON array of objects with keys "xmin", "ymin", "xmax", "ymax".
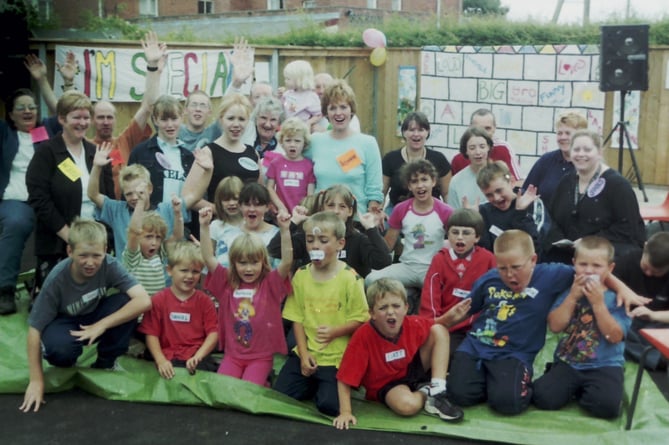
[
  {"xmin": 476, "ymin": 161, "xmax": 511, "ymax": 190},
  {"xmin": 278, "ymin": 116, "xmax": 311, "ymax": 149},
  {"xmin": 140, "ymin": 212, "xmax": 168, "ymax": 240},
  {"xmin": 68, "ymin": 218, "xmax": 107, "ymax": 249},
  {"xmin": 119, "ymin": 164, "xmax": 151, "ymax": 193},
  {"xmin": 284, "ymin": 60, "xmax": 315, "ymax": 91},
  {"xmin": 57, "ymin": 91, "xmax": 93, "ymax": 118},
  {"xmin": 214, "ymin": 176, "xmax": 244, "ymax": 222},
  {"xmin": 366, "ymin": 278, "xmax": 407, "ymax": 308},
  {"xmin": 228, "ymin": 233, "xmax": 271, "ymax": 288},
  {"xmin": 570, "ymin": 129, "xmax": 602, "ymax": 151},
  {"xmin": 303, "ymin": 211, "xmax": 346, "ymax": 240},
  {"xmin": 493, "ymin": 229, "xmax": 534, "ymax": 256},
  {"xmin": 574, "ymin": 236, "xmax": 614, "ymax": 264},
  {"xmin": 217, "ymin": 93, "xmax": 252, "ymax": 120},
  {"xmin": 166, "ymin": 240, "xmax": 204, "ymax": 268},
  {"xmin": 555, "ymin": 111, "xmax": 588, "ymax": 131}
]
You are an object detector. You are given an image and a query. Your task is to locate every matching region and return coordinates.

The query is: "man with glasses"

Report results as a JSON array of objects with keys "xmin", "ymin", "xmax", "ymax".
[{"xmin": 446, "ymin": 230, "xmax": 646, "ymax": 415}]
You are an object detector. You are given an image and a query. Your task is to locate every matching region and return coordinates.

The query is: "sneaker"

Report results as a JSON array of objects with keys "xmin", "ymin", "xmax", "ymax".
[
  {"xmin": 0, "ymin": 287, "xmax": 17, "ymax": 315},
  {"xmin": 424, "ymin": 391, "xmax": 464, "ymax": 422}
]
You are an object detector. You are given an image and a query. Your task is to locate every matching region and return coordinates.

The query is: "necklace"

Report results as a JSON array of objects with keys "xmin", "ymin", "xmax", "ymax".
[{"xmin": 402, "ymin": 146, "xmax": 426, "ymax": 163}]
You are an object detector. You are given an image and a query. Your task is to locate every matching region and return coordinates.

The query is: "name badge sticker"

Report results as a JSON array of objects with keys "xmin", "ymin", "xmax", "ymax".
[
  {"xmin": 81, "ymin": 290, "xmax": 98, "ymax": 304},
  {"xmin": 58, "ymin": 158, "xmax": 81, "ymax": 182},
  {"xmin": 284, "ymin": 178, "xmax": 300, "ymax": 187},
  {"xmin": 170, "ymin": 312, "xmax": 191, "ymax": 322},
  {"xmin": 233, "ymin": 289, "xmax": 255, "ymax": 299},
  {"xmin": 524, "ymin": 287, "xmax": 539, "ymax": 298},
  {"xmin": 453, "ymin": 288, "xmax": 470, "ymax": 299},
  {"xmin": 336, "ymin": 149, "xmax": 362, "ymax": 173},
  {"xmin": 385, "ymin": 349, "xmax": 406, "ymax": 362},
  {"xmin": 489, "ymin": 225, "xmax": 504, "ymax": 237}
]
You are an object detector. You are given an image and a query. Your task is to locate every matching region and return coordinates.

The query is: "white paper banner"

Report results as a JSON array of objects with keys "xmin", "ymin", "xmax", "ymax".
[{"xmin": 54, "ymin": 45, "xmax": 254, "ymax": 102}]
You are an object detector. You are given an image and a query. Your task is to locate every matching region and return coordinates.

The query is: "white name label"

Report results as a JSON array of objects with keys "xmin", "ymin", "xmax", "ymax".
[
  {"xmin": 81, "ymin": 290, "xmax": 98, "ymax": 303},
  {"xmin": 233, "ymin": 289, "xmax": 255, "ymax": 299},
  {"xmin": 489, "ymin": 225, "xmax": 504, "ymax": 237},
  {"xmin": 385, "ymin": 349, "xmax": 406, "ymax": 362},
  {"xmin": 284, "ymin": 178, "xmax": 300, "ymax": 187},
  {"xmin": 170, "ymin": 312, "xmax": 191, "ymax": 322},
  {"xmin": 453, "ymin": 288, "xmax": 470, "ymax": 299}
]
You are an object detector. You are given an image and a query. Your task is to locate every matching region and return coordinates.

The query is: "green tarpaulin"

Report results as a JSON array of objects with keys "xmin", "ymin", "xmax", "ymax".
[{"xmin": 1, "ymin": 289, "xmax": 667, "ymax": 444}]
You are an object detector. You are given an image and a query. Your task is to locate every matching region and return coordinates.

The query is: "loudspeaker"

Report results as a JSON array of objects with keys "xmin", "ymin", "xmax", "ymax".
[{"xmin": 599, "ymin": 24, "xmax": 649, "ymax": 92}]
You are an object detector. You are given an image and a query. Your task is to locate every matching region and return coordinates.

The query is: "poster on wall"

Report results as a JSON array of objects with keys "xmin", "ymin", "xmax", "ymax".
[
  {"xmin": 609, "ymin": 90, "xmax": 640, "ymax": 149},
  {"xmin": 397, "ymin": 65, "xmax": 417, "ymax": 135}
]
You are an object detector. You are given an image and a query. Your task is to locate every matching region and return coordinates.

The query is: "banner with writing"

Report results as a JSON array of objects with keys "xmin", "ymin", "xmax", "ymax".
[{"xmin": 54, "ymin": 45, "xmax": 254, "ymax": 102}]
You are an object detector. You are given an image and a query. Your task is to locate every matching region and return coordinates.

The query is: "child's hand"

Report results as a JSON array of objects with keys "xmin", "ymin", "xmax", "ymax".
[
  {"xmin": 300, "ymin": 353, "xmax": 317, "ymax": 377},
  {"xmin": 189, "ymin": 234, "xmax": 201, "ymax": 247},
  {"xmin": 276, "ymin": 209, "xmax": 291, "ymax": 229},
  {"xmin": 333, "ymin": 413, "xmax": 357, "ymax": 430},
  {"xmin": 276, "ymin": 86, "xmax": 286, "ymax": 98},
  {"xmin": 461, "ymin": 195, "xmax": 480, "ymax": 210},
  {"xmin": 316, "ymin": 325, "xmax": 335, "ymax": 345},
  {"xmin": 444, "ymin": 298, "xmax": 472, "ymax": 327},
  {"xmin": 199, "ymin": 206, "xmax": 213, "ymax": 226},
  {"xmin": 135, "ymin": 181, "xmax": 150, "ymax": 204},
  {"xmin": 93, "ymin": 142, "xmax": 113, "ymax": 167},
  {"xmin": 291, "ymin": 205, "xmax": 309, "ymax": 225},
  {"xmin": 516, "ymin": 185, "xmax": 539, "ymax": 210},
  {"xmin": 629, "ymin": 305, "xmax": 653, "ymax": 321},
  {"xmin": 171, "ymin": 194, "xmax": 182, "ymax": 213},
  {"xmin": 358, "ymin": 210, "xmax": 384, "ymax": 231},
  {"xmin": 156, "ymin": 359, "xmax": 176, "ymax": 379},
  {"xmin": 186, "ymin": 356, "xmax": 200, "ymax": 374},
  {"xmin": 193, "ymin": 147, "xmax": 213, "ymax": 171},
  {"xmin": 582, "ymin": 276, "xmax": 605, "ymax": 306}
]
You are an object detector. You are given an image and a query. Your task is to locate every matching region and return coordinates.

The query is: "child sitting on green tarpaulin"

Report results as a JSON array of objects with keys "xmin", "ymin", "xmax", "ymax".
[
  {"xmin": 333, "ymin": 278, "xmax": 466, "ymax": 429},
  {"xmin": 20, "ymin": 219, "xmax": 151, "ymax": 413},
  {"xmin": 532, "ymin": 236, "xmax": 631, "ymax": 418}
]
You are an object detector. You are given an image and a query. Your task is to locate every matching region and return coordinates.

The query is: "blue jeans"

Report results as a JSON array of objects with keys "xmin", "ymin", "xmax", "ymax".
[
  {"xmin": 0, "ymin": 200, "xmax": 35, "ymax": 288},
  {"xmin": 41, "ymin": 293, "xmax": 136, "ymax": 368}
]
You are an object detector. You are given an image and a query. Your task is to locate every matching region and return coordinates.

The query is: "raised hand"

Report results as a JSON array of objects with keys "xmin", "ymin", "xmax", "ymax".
[
  {"xmin": 516, "ymin": 184, "xmax": 539, "ymax": 210},
  {"xmin": 193, "ymin": 147, "xmax": 214, "ymax": 171},
  {"xmin": 141, "ymin": 31, "xmax": 167, "ymax": 70},
  {"xmin": 24, "ymin": 54, "xmax": 47, "ymax": 82},
  {"xmin": 93, "ymin": 142, "xmax": 113, "ymax": 167},
  {"xmin": 230, "ymin": 36, "xmax": 253, "ymax": 86},
  {"xmin": 276, "ymin": 209, "xmax": 292, "ymax": 230},
  {"xmin": 199, "ymin": 206, "xmax": 213, "ymax": 226},
  {"xmin": 56, "ymin": 51, "xmax": 78, "ymax": 83}
]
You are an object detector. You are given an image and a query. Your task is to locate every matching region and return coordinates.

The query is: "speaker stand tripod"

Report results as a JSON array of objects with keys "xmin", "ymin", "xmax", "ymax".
[{"xmin": 602, "ymin": 90, "xmax": 648, "ymax": 202}]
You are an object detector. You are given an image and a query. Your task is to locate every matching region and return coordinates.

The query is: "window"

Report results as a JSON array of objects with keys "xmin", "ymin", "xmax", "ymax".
[
  {"xmin": 366, "ymin": 0, "xmax": 377, "ymax": 8},
  {"xmin": 198, "ymin": 0, "xmax": 213, "ymax": 14},
  {"xmin": 267, "ymin": 0, "xmax": 284, "ymax": 10},
  {"xmin": 391, "ymin": 0, "xmax": 402, "ymax": 11},
  {"xmin": 139, "ymin": 0, "xmax": 158, "ymax": 16}
]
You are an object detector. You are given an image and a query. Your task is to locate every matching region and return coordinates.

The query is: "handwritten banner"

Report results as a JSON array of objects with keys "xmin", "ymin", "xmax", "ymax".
[{"xmin": 54, "ymin": 45, "xmax": 254, "ymax": 102}]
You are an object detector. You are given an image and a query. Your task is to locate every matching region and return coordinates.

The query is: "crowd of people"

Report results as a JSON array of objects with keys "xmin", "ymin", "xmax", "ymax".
[{"xmin": 1, "ymin": 33, "xmax": 667, "ymax": 428}]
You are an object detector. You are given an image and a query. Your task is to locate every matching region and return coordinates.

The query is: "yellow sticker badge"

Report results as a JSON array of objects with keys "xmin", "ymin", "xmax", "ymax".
[
  {"xmin": 336, "ymin": 149, "xmax": 362, "ymax": 173},
  {"xmin": 58, "ymin": 158, "xmax": 82, "ymax": 182}
]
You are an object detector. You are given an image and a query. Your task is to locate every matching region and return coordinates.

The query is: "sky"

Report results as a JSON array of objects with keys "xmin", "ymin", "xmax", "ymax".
[{"xmin": 501, "ymin": 0, "xmax": 669, "ymax": 24}]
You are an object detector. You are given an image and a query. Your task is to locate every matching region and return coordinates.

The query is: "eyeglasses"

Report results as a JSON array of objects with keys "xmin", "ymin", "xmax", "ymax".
[
  {"xmin": 14, "ymin": 104, "xmax": 38, "ymax": 112},
  {"xmin": 187, "ymin": 102, "xmax": 210, "ymax": 110}
]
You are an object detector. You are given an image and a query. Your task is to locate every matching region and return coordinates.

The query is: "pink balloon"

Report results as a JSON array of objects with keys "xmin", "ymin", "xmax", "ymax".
[{"xmin": 362, "ymin": 28, "xmax": 386, "ymax": 48}]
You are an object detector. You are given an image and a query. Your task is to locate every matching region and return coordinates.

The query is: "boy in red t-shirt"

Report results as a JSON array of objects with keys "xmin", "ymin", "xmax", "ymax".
[
  {"xmin": 333, "ymin": 278, "xmax": 466, "ymax": 430},
  {"xmin": 139, "ymin": 241, "xmax": 219, "ymax": 379}
]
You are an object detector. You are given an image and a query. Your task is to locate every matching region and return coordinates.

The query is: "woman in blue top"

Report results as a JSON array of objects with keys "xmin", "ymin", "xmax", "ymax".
[
  {"xmin": 308, "ymin": 79, "xmax": 383, "ymax": 215},
  {"xmin": 0, "ymin": 88, "xmax": 58, "ymax": 314}
]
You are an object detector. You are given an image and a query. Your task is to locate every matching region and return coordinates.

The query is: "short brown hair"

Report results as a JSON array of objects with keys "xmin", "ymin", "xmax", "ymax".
[
  {"xmin": 366, "ymin": 278, "xmax": 407, "ymax": 308},
  {"xmin": 574, "ymin": 236, "xmax": 614, "ymax": 263}
]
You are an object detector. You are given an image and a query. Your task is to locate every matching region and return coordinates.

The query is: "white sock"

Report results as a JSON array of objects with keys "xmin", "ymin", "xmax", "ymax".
[{"xmin": 429, "ymin": 378, "xmax": 446, "ymax": 396}]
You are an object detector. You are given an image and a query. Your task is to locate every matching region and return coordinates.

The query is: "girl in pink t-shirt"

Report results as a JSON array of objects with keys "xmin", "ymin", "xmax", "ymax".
[{"xmin": 199, "ymin": 206, "xmax": 293, "ymax": 386}]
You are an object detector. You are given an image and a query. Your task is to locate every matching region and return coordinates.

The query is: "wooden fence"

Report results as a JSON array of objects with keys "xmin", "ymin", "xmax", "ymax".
[{"xmin": 11, "ymin": 40, "xmax": 669, "ymax": 186}]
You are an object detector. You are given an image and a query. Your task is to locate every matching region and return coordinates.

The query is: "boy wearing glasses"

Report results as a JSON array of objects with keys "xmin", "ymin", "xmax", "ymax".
[
  {"xmin": 420, "ymin": 208, "xmax": 496, "ymax": 356},
  {"xmin": 446, "ymin": 230, "xmax": 644, "ymax": 415}
]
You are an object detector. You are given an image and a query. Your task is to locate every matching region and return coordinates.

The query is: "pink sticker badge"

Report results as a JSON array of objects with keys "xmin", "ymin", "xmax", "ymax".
[
  {"xmin": 30, "ymin": 127, "xmax": 49, "ymax": 143},
  {"xmin": 155, "ymin": 152, "xmax": 172, "ymax": 170},
  {"xmin": 587, "ymin": 177, "xmax": 606, "ymax": 198}
]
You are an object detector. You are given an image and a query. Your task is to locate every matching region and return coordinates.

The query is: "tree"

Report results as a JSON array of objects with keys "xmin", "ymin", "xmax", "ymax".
[{"xmin": 463, "ymin": 0, "xmax": 509, "ymax": 17}]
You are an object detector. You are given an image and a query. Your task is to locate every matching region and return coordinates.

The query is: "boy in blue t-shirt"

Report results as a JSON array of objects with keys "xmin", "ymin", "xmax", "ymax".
[{"xmin": 532, "ymin": 236, "xmax": 631, "ymax": 419}]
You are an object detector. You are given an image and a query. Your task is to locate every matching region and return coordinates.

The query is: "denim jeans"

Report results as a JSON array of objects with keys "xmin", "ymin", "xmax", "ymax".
[{"xmin": 0, "ymin": 199, "xmax": 35, "ymax": 288}]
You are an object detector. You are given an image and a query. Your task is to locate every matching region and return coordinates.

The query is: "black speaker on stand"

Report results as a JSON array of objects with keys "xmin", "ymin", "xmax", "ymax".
[{"xmin": 599, "ymin": 24, "xmax": 649, "ymax": 202}]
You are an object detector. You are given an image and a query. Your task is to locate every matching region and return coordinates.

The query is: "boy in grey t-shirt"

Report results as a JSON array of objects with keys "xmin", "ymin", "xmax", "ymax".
[{"xmin": 20, "ymin": 219, "xmax": 151, "ymax": 413}]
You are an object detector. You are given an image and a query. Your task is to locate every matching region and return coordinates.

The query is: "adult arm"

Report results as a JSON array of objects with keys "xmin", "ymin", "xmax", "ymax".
[
  {"xmin": 181, "ymin": 148, "xmax": 213, "ymax": 210},
  {"xmin": 133, "ymin": 31, "xmax": 167, "ymax": 130},
  {"xmin": 364, "ymin": 137, "xmax": 384, "ymax": 212},
  {"xmin": 25, "ymin": 51, "xmax": 77, "ymax": 115}
]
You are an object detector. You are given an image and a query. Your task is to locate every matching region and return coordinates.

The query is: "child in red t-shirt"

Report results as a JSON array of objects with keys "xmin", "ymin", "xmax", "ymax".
[
  {"xmin": 139, "ymin": 241, "xmax": 219, "ymax": 379},
  {"xmin": 333, "ymin": 278, "xmax": 466, "ymax": 430}
]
